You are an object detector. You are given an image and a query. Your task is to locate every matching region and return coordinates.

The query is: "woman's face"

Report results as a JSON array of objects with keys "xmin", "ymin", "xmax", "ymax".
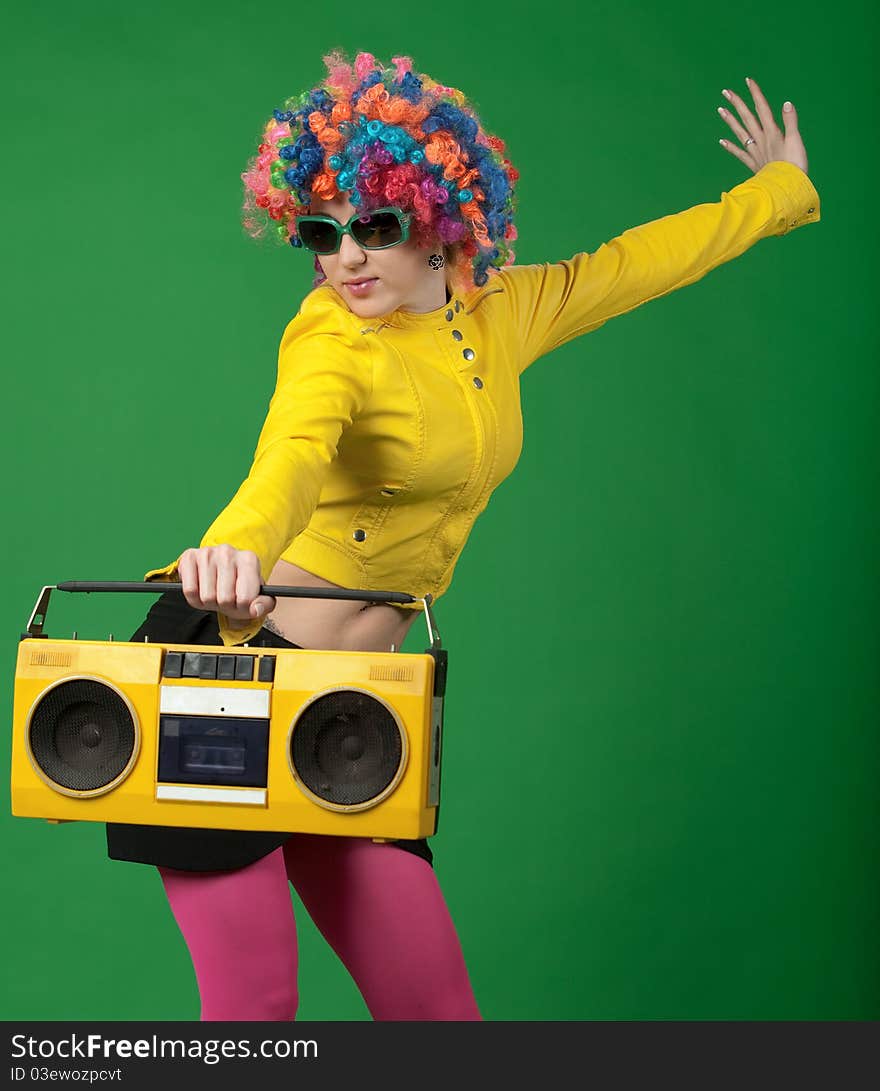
[{"xmin": 307, "ymin": 192, "xmax": 449, "ymax": 319}]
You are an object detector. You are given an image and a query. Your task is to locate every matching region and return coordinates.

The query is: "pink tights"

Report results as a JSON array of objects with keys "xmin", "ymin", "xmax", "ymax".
[{"xmin": 157, "ymin": 834, "xmax": 481, "ymax": 1021}]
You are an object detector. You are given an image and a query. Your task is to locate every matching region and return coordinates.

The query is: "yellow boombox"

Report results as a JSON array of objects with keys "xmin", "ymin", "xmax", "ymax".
[{"xmin": 11, "ymin": 582, "xmax": 447, "ymax": 841}]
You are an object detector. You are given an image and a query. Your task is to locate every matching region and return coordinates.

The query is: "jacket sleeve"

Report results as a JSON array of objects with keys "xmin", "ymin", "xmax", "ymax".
[
  {"xmin": 496, "ymin": 159, "xmax": 821, "ymax": 374},
  {"xmin": 143, "ymin": 296, "xmax": 374, "ymax": 647}
]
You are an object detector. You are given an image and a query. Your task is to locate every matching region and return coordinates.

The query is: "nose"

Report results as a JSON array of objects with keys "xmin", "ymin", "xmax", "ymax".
[{"xmin": 338, "ymin": 231, "xmax": 367, "ymax": 266}]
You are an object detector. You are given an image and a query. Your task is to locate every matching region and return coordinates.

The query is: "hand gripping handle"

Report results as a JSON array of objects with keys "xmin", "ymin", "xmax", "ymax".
[{"xmin": 24, "ymin": 582, "xmax": 441, "ymax": 648}]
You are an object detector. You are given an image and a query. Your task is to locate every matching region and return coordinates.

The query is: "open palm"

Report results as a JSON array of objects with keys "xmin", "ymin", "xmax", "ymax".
[{"xmin": 718, "ymin": 76, "xmax": 809, "ymax": 176}]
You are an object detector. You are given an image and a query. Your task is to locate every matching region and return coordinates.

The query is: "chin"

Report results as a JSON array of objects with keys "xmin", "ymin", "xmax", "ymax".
[
  {"xmin": 343, "ymin": 298, "xmax": 377, "ymax": 318},
  {"xmin": 342, "ymin": 288, "xmax": 396, "ymax": 318}
]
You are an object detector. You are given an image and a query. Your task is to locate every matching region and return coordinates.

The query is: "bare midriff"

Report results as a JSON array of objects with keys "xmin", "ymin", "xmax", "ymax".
[{"xmin": 264, "ymin": 557, "xmax": 422, "ymax": 652}]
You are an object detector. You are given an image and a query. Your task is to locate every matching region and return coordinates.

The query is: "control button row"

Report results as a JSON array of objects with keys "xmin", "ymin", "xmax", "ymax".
[{"xmin": 163, "ymin": 652, "xmax": 257, "ymax": 681}]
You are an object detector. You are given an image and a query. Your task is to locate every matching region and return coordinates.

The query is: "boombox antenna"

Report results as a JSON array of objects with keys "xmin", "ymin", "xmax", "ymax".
[
  {"xmin": 421, "ymin": 594, "xmax": 441, "ymax": 651},
  {"xmin": 25, "ymin": 585, "xmax": 55, "ymax": 639}
]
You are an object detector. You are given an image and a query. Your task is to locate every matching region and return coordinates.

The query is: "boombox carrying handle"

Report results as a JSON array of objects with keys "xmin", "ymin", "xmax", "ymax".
[{"xmin": 25, "ymin": 582, "xmax": 442, "ymax": 650}]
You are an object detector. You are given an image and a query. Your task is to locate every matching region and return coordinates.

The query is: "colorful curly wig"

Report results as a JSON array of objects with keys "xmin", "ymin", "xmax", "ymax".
[{"xmin": 241, "ymin": 49, "xmax": 520, "ymax": 293}]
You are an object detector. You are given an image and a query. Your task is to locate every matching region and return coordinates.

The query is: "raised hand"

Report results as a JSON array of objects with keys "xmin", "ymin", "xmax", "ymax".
[{"xmin": 718, "ymin": 76, "xmax": 809, "ymax": 176}]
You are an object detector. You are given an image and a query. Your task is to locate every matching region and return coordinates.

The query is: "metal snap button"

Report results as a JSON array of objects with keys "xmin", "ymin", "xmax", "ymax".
[
  {"xmin": 454, "ymin": 299, "xmax": 463, "ymax": 312},
  {"xmin": 353, "ymin": 529, "xmax": 367, "ymax": 541},
  {"xmin": 452, "ymin": 329, "xmax": 463, "ymax": 341},
  {"xmin": 380, "ymin": 488, "xmax": 398, "ymax": 497},
  {"xmin": 807, "ymin": 207, "xmax": 815, "ymax": 213},
  {"xmin": 462, "ymin": 348, "xmax": 475, "ymax": 361},
  {"xmin": 445, "ymin": 309, "xmax": 454, "ymax": 321},
  {"xmin": 473, "ymin": 376, "xmax": 483, "ymax": 389}
]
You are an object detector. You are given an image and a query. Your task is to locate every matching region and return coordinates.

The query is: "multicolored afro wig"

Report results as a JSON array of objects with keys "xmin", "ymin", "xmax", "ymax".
[{"xmin": 241, "ymin": 49, "xmax": 520, "ymax": 293}]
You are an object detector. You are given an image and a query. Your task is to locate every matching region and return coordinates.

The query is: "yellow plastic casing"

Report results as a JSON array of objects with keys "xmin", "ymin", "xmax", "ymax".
[{"xmin": 11, "ymin": 638, "xmax": 439, "ymax": 841}]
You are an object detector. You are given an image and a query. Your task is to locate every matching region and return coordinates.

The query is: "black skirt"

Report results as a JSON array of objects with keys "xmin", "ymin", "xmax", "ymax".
[{"xmin": 105, "ymin": 589, "xmax": 433, "ymax": 871}]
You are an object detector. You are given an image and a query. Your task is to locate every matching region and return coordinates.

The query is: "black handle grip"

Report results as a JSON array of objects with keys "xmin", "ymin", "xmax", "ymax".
[{"xmin": 55, "ymin": 581, "xmax": 419, "ymax": 606}]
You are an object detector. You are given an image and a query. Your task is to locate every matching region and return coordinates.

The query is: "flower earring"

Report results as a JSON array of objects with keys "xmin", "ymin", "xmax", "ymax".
[{"xmin": 427, "ymin": 253, "xmax": 445, "ymax": 270}]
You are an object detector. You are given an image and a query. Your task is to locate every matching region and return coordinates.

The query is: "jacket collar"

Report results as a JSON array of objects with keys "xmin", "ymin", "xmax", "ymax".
[
  {"xmin": 350, "ymin": 283, "xmax": 506, "ymax": 334},
  {"xmin": 380, "ymin": 292, "xmax": 468, "ymax": 330}
]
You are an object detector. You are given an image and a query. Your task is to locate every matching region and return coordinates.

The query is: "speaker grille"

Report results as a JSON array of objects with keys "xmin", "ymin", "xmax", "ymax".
[
  {"xmin": 29, "ymin": 679, "xmax": 136, "ymax": 793},
  {"xmin": 291, "ymin": 690, "xmax": 403, "ymax": 808},
  {"xmin": 369, "ymin": 663, "xmax": 414, "ymax": 682},
  {"xmin": 29, "ymin": 649, "xmax": 74, "ymax": 668}
]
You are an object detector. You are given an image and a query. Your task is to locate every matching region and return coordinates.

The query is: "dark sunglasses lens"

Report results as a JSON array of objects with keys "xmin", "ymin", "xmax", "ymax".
[
  {"xmin": 351, "ymin": 211, "xmax": 404, "ymax": 249},
  {"xmin": 298, "ymin": 219, "xmax": 340, "ymax": 254}
]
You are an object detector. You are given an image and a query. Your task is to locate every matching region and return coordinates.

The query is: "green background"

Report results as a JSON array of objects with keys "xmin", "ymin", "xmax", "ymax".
[{"xmin": 3, "ymin": 1, "xmax": 877, "ymax": 1021}]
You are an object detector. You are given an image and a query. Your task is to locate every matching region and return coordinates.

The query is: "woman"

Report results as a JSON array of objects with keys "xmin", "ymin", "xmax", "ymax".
[{"xmin": 106, "ymin": 50, "xmax": 820, "ymax": 1020}]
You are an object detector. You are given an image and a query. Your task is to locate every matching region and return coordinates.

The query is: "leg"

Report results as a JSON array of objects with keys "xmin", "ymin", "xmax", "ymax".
[
  {"xmin": 283, "ymin": 834, "xmax": 481, "ymax": 1021},
  {"xmin": 158, "ymin": 846, "xmax": 299, "ymax": 1021}
]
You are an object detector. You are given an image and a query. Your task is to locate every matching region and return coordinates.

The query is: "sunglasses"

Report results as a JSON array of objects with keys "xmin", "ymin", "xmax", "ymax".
[{"xmin": 296, "ymin": 207, "xmax": 413, "ymax": 255}]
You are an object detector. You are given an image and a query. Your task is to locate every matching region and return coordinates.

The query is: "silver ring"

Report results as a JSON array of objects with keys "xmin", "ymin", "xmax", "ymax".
[{"xmin": 744, "ymin": 137, "xmax": 756, "ymax": 146}]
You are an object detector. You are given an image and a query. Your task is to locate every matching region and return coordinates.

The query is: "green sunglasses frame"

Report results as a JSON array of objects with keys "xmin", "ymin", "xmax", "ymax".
[{"xmin": 295, "ymin": 206, "xmax": 413, "ymax": 254}]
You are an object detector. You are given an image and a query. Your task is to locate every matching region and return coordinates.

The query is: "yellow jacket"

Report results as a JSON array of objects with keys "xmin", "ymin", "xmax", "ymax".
[{"xmin": 146, "ymin": 160, "xmax": 820, "ymax": 646}]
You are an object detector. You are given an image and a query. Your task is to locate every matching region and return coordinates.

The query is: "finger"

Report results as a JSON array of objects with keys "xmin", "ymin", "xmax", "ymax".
[
  {"xmin": 232, "ymin": 554, "xmax": 262, "ymax": 613},
  {"xmin": 721, "ymin": 85, "xmax": 762, "ymax": 142},
  {"xmin": 195, "ymin": 550, "xmax": 218, "ymax": 609},
  {"xmin": 780, "ymin": 100, "xmax": 808, "ymax": 173},
  {"xmin": 177, "ymin": 550, "xmax": 202, "ymax": 610},
  {"xmin": 744, "ymin": 76, "xmax": 779, "ymax": 134},
  {"xmin": 718, "ymin": 104, "xmax": 754, "ymax": 149},
  {"xmin": 250, "ymin": 595, "xmax": 276, "ymax": 619},
  {"xmin": 781, "ymin": 99, "xmax": 800, "ymax": 136},
  {"xmin": 214, "ymin": 546, "xmax": 239, "ymax": 611},
  {"xmin": 718, "ymin": 137, "xmax": 757, "ymax": 171}
]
